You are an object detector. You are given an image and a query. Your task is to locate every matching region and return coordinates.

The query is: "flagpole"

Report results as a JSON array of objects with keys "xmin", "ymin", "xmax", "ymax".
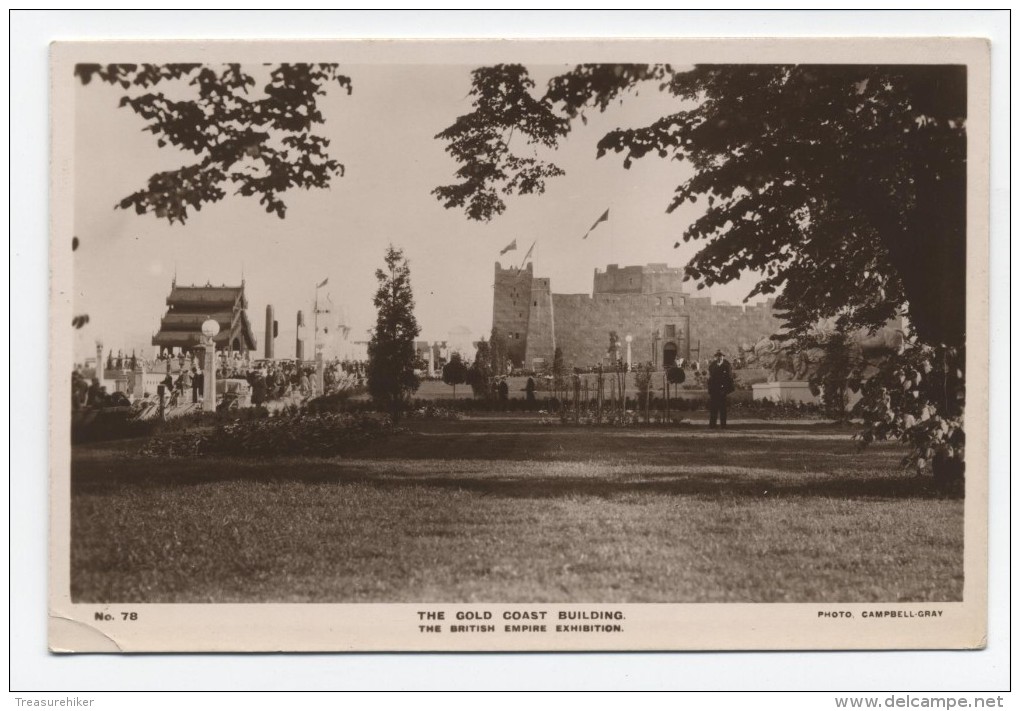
[
  {"xmin": 516, "ymin": 240, "xmax": 536, "ymax": 276},
  {"xmin": 607, "ymin": 203, "xmax": 613, "ymax": 267}
]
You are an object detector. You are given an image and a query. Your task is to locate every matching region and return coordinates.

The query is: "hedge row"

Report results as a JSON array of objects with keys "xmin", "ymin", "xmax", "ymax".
[{"xmin": 140, "ymin": 411, "xmax": 398, "ymax": 458}]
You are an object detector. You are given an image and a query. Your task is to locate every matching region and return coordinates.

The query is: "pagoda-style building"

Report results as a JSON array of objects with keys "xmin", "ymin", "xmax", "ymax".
[{"xmin": 152, "ymin": 279, "xmax": 257, "ymax": 356}]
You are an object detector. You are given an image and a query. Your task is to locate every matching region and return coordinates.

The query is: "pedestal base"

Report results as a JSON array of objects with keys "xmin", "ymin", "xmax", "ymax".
[
  {"xmin": 751, "ymin": 381, "xmax": 819, "ymax": 404},
  {"xmin": 202, "ymin": 344, "xmax": 217, "ymax": 413}
]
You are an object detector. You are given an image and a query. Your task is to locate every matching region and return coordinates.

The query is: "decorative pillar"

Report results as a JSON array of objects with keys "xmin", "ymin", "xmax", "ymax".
[
  {"xmin": 202, "ymin": 343, "xmax": 216, "ymax": 412},
  {"xmin": 200, "ymin": 319, "xmax": 220, "ymax": 412},
  {"xmin": 265, "ymin": 305, "xmax": 275, "ymax": 359},
  {"xmin": 315, "ymin": 345, "xmax": 325, "ymax": 394},
  {"xmin": 95, "ymin": 340, "xmax": 104, "ymax": 382},
  {"xmin": 134, "ymin": 361, "xmax": 146, "ymax": 399}
]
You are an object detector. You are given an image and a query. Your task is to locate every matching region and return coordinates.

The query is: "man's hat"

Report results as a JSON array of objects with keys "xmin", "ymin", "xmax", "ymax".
[{"xmin": 714, "ymin": 350, "xmax": 724, "ymax": 357}]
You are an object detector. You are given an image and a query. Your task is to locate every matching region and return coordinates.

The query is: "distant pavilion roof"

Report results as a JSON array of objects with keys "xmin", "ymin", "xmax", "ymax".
[{"xmin": 152, "ymin": 281, "xmax": 257, "ymax": 352}]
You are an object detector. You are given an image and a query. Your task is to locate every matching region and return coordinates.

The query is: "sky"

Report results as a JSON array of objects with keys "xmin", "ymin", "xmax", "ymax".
[{"xmin": 72, "ymin": 62, "xmax": 764, "ymax": 362}]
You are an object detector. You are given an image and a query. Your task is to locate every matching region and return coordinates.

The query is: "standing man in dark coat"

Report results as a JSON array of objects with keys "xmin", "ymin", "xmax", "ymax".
[
  {"xmin": 707, "ymin": 350, "xmax": 734, "ymax": 429},
  {"xmin": 193, "ymin": 366, "xmax": 204, "ymax": 403},
  {"xmin": 252, "ymin": 372, "xmax": 267, "ymax": 407}
]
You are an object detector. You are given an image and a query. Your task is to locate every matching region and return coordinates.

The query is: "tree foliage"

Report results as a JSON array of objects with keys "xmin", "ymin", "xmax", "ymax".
[
  {"xmin": 666, "ymin": 365, "xmax": 686, "ymax": 384},
  {"xmin": 432, "ymin": 65, "xmax": 569, "ymax": 222},
  {"xmin": 633, "ymin": 361, "xmax": 656, "ymax": 423},
  {"xmin": 434, "ymin": 63, "xmax": 966, "ymax": 348},
  {"xmin": 367, "ymin": 246, "xmax": 421, "ymax": 422},
  {"xmin": 436, "ymin": 62, "xmax": 969, "ymax": 481},
  {"xmin": 488, "ymin": 327, "xmax": 510, "ymax": 377},
  {"xmin": 468, "ymin": 340, "xmax": 493, "ymax": 397},
  {"xmin": 71, "ymin": 235, "xmax": 90, "ymax": 329},
  {"xmin": 853, "ymin": 344, "xmax": 965, "ymax": 485},
  {"xmin": 442, "ymin": 352, "xmax": 468, "ymax": 398},
  {"xmin": 75, "ymin": 62, "xmax": 353, "ymax": 224},
  {"xmin": 606, "ymin": 331, "xmax": 620, "ymax": 365},
  {"xmin": 805, "ymin": 331, "xmax": 854, "ymax": 421}
]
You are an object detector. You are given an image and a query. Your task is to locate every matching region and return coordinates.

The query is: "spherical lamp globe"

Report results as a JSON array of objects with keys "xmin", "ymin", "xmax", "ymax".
[{"xmin": 201, "ymin": 319, "xmax": 221, "ymax": 340}]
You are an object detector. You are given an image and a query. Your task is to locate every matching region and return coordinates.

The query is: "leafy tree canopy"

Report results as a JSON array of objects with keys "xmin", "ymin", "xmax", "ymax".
[
  {"xmin": 467, "ymin": 341, "xmax": 492, "ymax": 397},
  {"xmin": 488, "ymin": 327, "xmax": 510, "ymax": 376},
  {"xmin": 434, "ymin": 63, "xmax": 967, "ymax": 348},
  {"xmin": 443, "ymin": 352, "xmax": 469, "ymax": 397},
  {"xmin": 75, "ymin": 62, "xmax": 352, "ymax": 224}
]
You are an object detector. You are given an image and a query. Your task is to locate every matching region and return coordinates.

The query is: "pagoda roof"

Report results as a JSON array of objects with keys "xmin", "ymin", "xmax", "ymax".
[
  {"xmin": 153, "ymin": 281, "xmax": 256, "ymax": 351},
  {"xmin": 158, "ymin": 311, "xmax": 235, "ymax": 332},
  {"xmin": 167, "ymin": 283, "xmax": 248, "ymax": 309}
]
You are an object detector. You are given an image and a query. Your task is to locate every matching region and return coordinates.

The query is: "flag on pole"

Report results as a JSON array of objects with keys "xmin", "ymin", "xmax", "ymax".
[
  {"xmin": 582, "ymin": 208, "xmax": 610, "ymax": 239},
  {"xmin": 316, "ymin": 277, "xmax": 329, "ymax": 289},
  {"xmin": 516, "ymin": 241, "xmax": 536, "ymax": 276},
  {"xmin": 499, "ymin": 239, "xmax": 517, "ymax": 255}
]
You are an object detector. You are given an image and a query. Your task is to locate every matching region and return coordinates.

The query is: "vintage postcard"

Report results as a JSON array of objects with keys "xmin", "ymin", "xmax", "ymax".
[{"xmin": 49, "ymin": 38, "xmax": 990, "ymax": 652}]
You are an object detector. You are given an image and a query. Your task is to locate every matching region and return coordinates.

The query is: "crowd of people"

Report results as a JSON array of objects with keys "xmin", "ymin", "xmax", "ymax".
[
  {"xmin": 70, "ymin": 370, "xmax": 127, "ymax": 410},
  {"xmin": 73, "ymin": 350, "xmax": 373, "ymax": 413},
  {"xmin": 246, "ymin": 362, "xmax": 317, "ymax": 406},
  {"xmin": 73, "ymin": 346, "xmax": 739, "ymax": 430}
]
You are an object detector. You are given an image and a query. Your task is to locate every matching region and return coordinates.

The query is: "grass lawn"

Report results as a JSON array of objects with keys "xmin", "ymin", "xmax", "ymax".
[{"xmin": 70, "ymin": 417, "xmax": 964, "ymax": 603}]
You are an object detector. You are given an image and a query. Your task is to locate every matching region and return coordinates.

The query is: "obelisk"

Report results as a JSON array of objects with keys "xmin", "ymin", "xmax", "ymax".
[{"xmin": 264, "ymin": 305, "xmax": 275, "ymax": 359}]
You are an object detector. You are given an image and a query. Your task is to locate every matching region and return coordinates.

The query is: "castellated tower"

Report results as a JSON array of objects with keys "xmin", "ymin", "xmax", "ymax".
[
  {"xmin": 523, "ymin": 276, "xmax": 555, "ymax": 371},
  {"xmin": 492, "ymin": 260, "xmax": 783, "ymax": 372},
  {"xmin": 492, "ymin": 262, "xmax": 534, "ymax": 367}
]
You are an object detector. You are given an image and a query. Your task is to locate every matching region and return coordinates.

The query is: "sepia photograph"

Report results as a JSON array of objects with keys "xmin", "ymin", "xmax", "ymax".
[{"xmin": 48, "ymin": 37, "xmax": 989, "ymax": 653}]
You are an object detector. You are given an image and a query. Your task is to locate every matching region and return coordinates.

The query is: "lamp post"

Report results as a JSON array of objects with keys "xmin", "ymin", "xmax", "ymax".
[
  {"xmin": 201, "ymin": 319, "xmax": 220, "ymax": 412},
  {"xmin": 315, "ymin": 342, "xmax": 325, "ymax": 395},
  {"xmin": 625, "ymin": 334, "xmax": 633, "ymax": 372},
  {"xmin": 95, "ymin": 340, "xmax": 104, "ymax": 382}
]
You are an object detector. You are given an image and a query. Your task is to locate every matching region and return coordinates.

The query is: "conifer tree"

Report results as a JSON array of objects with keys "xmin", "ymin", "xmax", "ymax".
[
  {"xmin": 367, "ymin": 246, "xmax": 421, "ymax": 422},
  {"xmin": 489, "ymin": 327, "xmax": 510, "ymax": 377},
  {"xmin": 468, "ymin": 340, "xmax": 493, "ymax": 398}
]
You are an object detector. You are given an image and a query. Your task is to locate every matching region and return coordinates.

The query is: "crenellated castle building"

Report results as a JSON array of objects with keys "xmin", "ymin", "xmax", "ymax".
[{"xmin": 492, "ymin": 262, "xmax": 783, "ymax": 371}]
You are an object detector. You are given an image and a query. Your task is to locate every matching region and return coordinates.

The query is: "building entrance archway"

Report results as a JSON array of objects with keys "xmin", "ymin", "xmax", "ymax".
[{"xmin": 663, "ymin": 342, "xmax": 678, "ymax": 368}]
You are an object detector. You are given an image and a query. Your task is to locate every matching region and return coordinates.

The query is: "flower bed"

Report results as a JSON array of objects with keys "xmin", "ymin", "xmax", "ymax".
[
  {"xmin": 404, "ymin": 404, "xmax": 463, "ymax": 421},
  {"xmin": 140, "ymin": 411, "xmax": 400, "ymax": 458}
]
